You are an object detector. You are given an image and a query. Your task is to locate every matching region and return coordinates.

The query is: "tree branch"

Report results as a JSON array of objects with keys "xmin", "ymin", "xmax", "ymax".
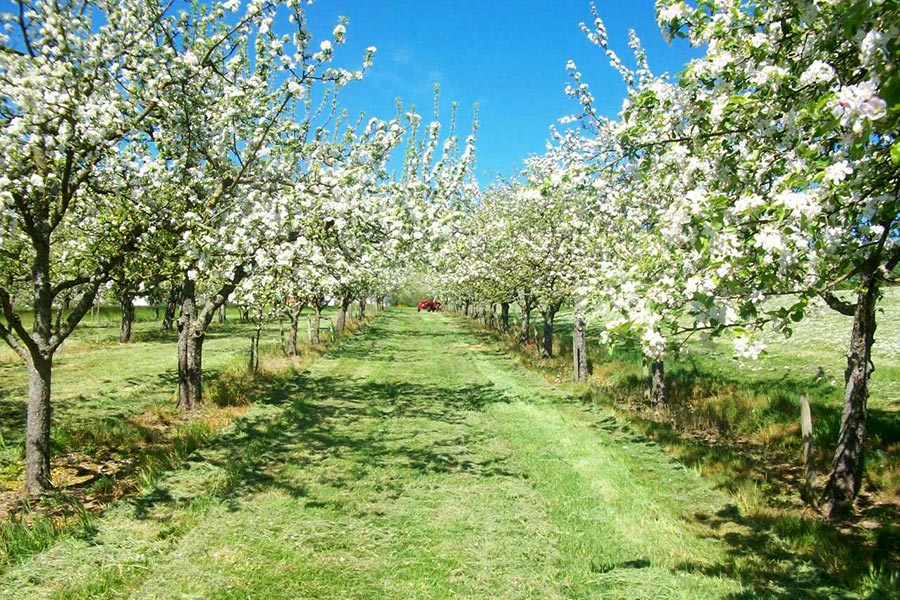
[
  {"xmin": 49, "ymin": 279, "xmax": 102, "ymax": 352},
  {"xmin": 0, "ymin": 286, "xmax": 36, "ymax": 359},
  {"xmin": 820, "ymin": 291, "xmax": 855, "ymax": 317},
  {"xmin": 198, "ymin": 264, "xmax": 248, "ymax": 330}
]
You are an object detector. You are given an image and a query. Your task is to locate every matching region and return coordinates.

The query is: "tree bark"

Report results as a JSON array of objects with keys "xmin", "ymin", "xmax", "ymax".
[
  {"xmin": 118, "ymin": 294, "xmax": 135, "ymax": 343},
  {"xmin": 574, "ymin": 312, "xmax": 588, "ymax": 381},
  {"xmin": 310, "ymin": 301, "xmax": 322, "ymax": 344},
  {"xmin": 25, "ymin": 354, "xmax": 53, "ymax": 495},
  {"xmin": 336, "ymin": 295, "xmax": 352, "ymax": 335},
  {"xmin": 540, "ymin": 301, "xmax": 562, "ymax": 358},
  {"xmin": 177, "ymin": 280, "xmax": 204, "ymax": 411},
  {"xmin": 4, "ymin": 230, "xmax": 106, "ymax": 495},
  {"xmin": 174, "ymin": 268, "xmax": 245, "ymax": 411},
  {"xmin": 285, "ymin": 305, "xmax": 303, "ymax": 356},
  {"xmin": 219, "ymin": 304, "xmax": 227, "ymax": 324},
  {"xmin": 376, "ymin": 296, "xmax": 385, "ymax": 311},
  {"xmin": 651, "ymin": 360, "xmax": 667, "ymax": 410},
  {"xmin": 249, "ymin": 324, "xmax": 261, "ymax": 374},
  {"xmin": 518, "ymin": 296, "xmax": 533, "ymax": 346},
  {"xmin": 500, "ymin": 302, "xmax": 510, "ymax": 332},
  {"xmin": 823, "ymin": 279, "xmax": 877, "ymax": 518},
  {"xmin": 357, "ymin": 297, "xmax": 366, "ymax": 321},
  {"xmin": 162, "ymin": 283, "xmax": 179, "ymax": 332}
]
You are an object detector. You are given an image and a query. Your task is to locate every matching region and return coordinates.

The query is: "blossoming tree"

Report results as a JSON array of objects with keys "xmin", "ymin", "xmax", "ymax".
[{"xmin": 575, "ymin": 0, "xmax": 899, "ymax": 516}]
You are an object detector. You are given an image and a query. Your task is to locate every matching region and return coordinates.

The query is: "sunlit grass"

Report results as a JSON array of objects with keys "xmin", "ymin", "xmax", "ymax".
[
  {"xmin": 458, "ymin": 292, "xmax": 900, "ymax": 595},
  {"xmin": 1, "ymin": 309, "xmax": 753, "ymax": 599}
]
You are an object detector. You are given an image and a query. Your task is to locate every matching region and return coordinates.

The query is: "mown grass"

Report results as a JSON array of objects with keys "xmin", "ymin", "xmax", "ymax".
[
  {"xmin": 0, "ymin": 302, "xmax": 358, "ymax": 567},
  {"xmin": 455, "ymin": 292, "xmax": 900, "ymax": 595},
  {"xmin": 0, "ymin": 309, "xmax": 755, "ymax": 599},
  {"xmin": 0, "ymin": 309, "xmax": 894, "ymax": 597}
]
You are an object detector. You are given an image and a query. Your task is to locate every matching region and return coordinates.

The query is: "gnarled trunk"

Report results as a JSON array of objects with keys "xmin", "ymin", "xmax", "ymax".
[
  {"xmin": 357, "ymin": 297, "xmax": 366, "ymax": 321},
  {"xmin": 25, "ymin": 354, "xmax": 53, "ymax": 495},
  {"xmin": 118, "ymin": 294, "xmax": 134, "ymax": 343},
  {"xmin": 500, "ymin": 302, "xmax": 510, "ymax": 332},
  {"xmin": 823, "ymin": 279, "xmax": 877, "ymax": 518},
  {"xmin": 574, "ymin": 312, "xmax": 588, "ymax": 381},
  {"xmin": 651, "ymin": 359, "xmax": 667, "ymax": 410},
  {"xmin": 177, "ymin": 281, "xmax": 204, "ymax": 411}
]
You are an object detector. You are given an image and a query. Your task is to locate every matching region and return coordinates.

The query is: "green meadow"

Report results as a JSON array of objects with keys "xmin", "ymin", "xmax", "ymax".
[{"xmin": 0, "ymin": 305, "xmax": 896, "ymax": 598}]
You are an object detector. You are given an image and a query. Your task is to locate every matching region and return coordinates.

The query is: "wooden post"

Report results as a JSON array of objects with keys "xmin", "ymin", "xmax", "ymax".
[
  {"xmin": 573, "ymin": 311, "xmax": 588, "ymax": 381},
  {"xmin": 800, "ymin": 393, "xmax": 815, "ymax": 504}
]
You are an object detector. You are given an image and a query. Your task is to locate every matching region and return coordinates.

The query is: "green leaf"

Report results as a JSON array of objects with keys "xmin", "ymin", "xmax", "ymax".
[
  {"xmin": 891, "ymin": 141, "xmax": 900, "ymax": 166},
  {"xmin": 882, "ymin": 75, "xmax": 900, "ymax": 108}
]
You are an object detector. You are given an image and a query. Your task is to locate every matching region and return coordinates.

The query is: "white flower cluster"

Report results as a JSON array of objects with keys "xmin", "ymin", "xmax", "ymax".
[{"xmin": 831, "ymin": 81, "xmax": 888, "ymax": 133}]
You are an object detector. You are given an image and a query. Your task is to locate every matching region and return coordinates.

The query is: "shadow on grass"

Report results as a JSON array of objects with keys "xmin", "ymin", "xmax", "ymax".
[
  {"xmin": 132, "ymin": 339, "xmax": 517, "ymax": 521},
  {"xmin": 674, "ymin": 503, "xmax": 899, "ymax": 599},
  {"xmin": 0, "ymin": 395, "xmax": 24, "ymax": 448}
]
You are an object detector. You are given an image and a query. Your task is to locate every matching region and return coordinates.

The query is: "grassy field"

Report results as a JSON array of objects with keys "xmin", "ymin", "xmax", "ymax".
[
  {"xmin": 0, "ymin": 303, "xmax": 896, "ymax": 597},
  {"xmin": 0, "ymin": 304, "xmax": 347, "ymax": 520},
  {"xmin": 459, "ymin": 291, "xmax": 900, "ymax": 588},
  {"xmin": 8, "ymin": 308, "xmax": 886, "ymax": 599}
]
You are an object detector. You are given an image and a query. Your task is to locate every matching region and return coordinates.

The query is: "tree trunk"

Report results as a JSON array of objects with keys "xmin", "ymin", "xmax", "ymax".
[
  {"xmin": 651, "ymin": 360, "xmax": 667, "ymax": 410},
  {"xmin": 518, "ymin": 298, "xmax": 532, "ymax": 346},
  {"xmin": 219, "ymin": 304, "xmax": 227, "ymax": 324},
  {"xmin": 162, "ymin": 284, "xmax": 179, "ymax": 332},
  {"xmin": 25, "ymin": 354, "xmax": 53, "ymax": 495},
  {"xmin": 357, "ymin": 297, "xmax": 366, "ymax": 321},
  {"xmin": 285, "ymin": 307, "xmax": 302, "ymax": 356},
  {"xmin": 177, "ymin": 281, "xmax": 204, "ymax": 411},
  {"xmin": 823, "ymin": 280, "xmax": 877, "ymax": 518},
  {"xmin": 540, "ymin": 302, "xmax": 561, "ymax": 358},
  {"xmin": 310, "ymin": 302, "xmax": 322, "ymax": 344},
  {"xmin": 574, "ymin": 312, "xmax": 588, "ymax": 381},
  {"xmin": 500, "ymin": 302, "xmax": 510, "ymax": 332},
  {"xmin": 336, "ymin": 295, "xmax": 351, "ymax": 334},
  {"xmin": 489, "ymin": 303, "xmax": 497, "ymax": 329},
  {"xmin": 118, "ymin": 295, "xmax": 134, "ymax": 343},
  {"xmin": 249, "ymin": 325, "xmax": 261, "ymax": 374},
  {"xmin": 377, "ymin": 296, "xmax": 385, "ymax": 311}
]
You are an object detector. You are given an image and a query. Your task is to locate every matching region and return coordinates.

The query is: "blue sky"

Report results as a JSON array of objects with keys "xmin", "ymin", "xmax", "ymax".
[{"xmin": 302, "ymin": 0, "xmax": 701, "ymax": 183}]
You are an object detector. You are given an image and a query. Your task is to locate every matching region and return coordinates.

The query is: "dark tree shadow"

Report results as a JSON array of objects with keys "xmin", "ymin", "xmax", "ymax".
[
  {"xmin": 131, "ymin": 318, "xmax": 519, "ymax": 520},
  {"xmin": 671, "ymin": 502, "xmax": 900, "ymax": 599}
]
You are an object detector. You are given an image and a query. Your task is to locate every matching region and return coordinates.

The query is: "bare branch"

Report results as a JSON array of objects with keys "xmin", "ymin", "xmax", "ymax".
[{"xmin": 820, "ymin": 291, "xmax": 855, "ymax": 317}]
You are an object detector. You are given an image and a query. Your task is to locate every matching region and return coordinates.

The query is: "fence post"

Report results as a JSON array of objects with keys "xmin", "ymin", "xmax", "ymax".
[{"xmin": 800, "ymin": 393, "xmax": 816, "ymax": 504}]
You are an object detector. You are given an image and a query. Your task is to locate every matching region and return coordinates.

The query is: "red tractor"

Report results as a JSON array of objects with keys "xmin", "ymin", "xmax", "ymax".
[{"xmin": 417, "ymin": 299, "xmax": 443, "ymax": 312}]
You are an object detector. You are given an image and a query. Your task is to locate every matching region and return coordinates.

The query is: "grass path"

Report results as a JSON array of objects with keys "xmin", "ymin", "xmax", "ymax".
[{"xmin": 3, "ymin": 310, "xmax": 858, "ymax": 598}]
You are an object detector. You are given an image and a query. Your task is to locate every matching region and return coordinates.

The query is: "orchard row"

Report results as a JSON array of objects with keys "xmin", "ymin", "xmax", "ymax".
[
  {"xmin": 429, "ymin": 0, "xmax": 899, "ymax": 520},
  {"xmin": 0, "ymin": 1, "xmax": 475, "ymax": 496}
]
